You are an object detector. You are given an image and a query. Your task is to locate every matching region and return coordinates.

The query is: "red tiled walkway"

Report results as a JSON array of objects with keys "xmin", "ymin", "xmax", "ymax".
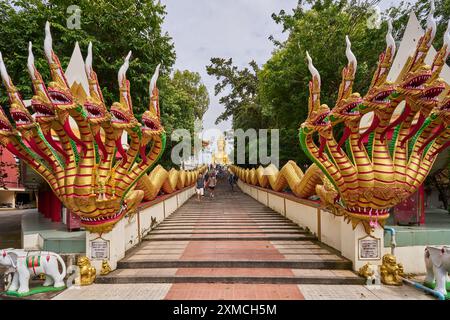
[{"xmin": 98, "ymin": 177, "xmax": 361, "ymax": 299}]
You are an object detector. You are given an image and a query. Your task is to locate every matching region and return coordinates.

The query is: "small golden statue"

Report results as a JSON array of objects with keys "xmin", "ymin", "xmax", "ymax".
[
  {"xmin": 359, "ymin": 262, "xmax": 381, "ymax": 286},
  {"xmin": 380, "ymin": 254, "xmax": 404, "ymax": 286},
  {"xmin": 77, "ymin": 256, "xmax": 96, "ymax": 285},
  {"xmin": 358, "ymin": 263, "xmax": 375, "ymax": 279},
  {"xmin": 100, "ymin": 260, "xmax": 112, "ymax": 276}
]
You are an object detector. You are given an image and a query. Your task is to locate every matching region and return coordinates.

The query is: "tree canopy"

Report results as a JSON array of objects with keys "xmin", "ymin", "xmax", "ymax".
[
  {"xmin": 207, "ymin": 0, "xmax": 450, "ymax": 167},
  {"xmin": 0, "ymin": 0, "xmax": 209, "ymax": 169}
]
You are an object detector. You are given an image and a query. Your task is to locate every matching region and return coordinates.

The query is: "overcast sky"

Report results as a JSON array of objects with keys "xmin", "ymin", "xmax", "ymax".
[{"xmin": 161, "ymin": 0, "xmax": 416, "ymax": 134}]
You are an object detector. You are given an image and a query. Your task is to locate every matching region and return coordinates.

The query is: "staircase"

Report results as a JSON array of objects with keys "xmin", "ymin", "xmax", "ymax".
[{"xmin": 97, "ymin": 180, "xmax": 363, "ymax": 297}]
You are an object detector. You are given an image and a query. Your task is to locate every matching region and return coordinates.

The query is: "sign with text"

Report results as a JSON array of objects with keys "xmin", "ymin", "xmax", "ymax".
[
  {"xmin": 358, "ymin": 236, "xmax": 380, "ymax": 260},
  {"xmin": 90, "ymin": 239, "xmax": 109, "ymax": 260}
]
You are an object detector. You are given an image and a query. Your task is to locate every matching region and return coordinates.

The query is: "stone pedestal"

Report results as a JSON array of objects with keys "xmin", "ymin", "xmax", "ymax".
[{"xmin": 340, "ymin": 221, "xmax": 384, "ymax": 271}]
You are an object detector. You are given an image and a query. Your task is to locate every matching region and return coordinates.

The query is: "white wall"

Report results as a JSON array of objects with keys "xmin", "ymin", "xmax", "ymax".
[
  {"xmin": 237, "ymin": 180, "xmax": 385, "ymax": 271},
  {"xmin": 86, "ymin": 186, "xmax": 196, "ymax": 273}
]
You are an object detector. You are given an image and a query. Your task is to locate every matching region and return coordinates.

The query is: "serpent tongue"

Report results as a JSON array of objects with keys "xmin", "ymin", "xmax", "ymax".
[
  {"xmin": 381, "ymin": 103, "xmax": 411, "ymax": 142},
  {"xmin": 338, "ymin": 127, "xmax": 351, "ymax": 151},
  {"xmin": 44, "ymin": 132, "xmax": 70, "ymax": 165},
  {"xmin": 418, "ymin": 123, "xmax": 446, "ymax": 153},
  {"xmin": 359, "ymin": 115, "xmax": 380, "ymax": 148},
  {"xmin": 95, "ymin": 131, "xmax": 108, "ymax": 162},
  {"xmin": 115, "ymin": 137, "xmax": 127, "ymax": 164},
  {"xmin": 430, "ymin": 140, "xmax": 450, "ymax": 157},
  {"xmin": 63, "ymin": 119, "xmax": 87, "ymax": 155},
  {"xmin": 318, "ymin": 136, "xmax": 327, "ymax": 159},
  {"xmin": 140, "ymin": 145, "xmax": 148, "ymax": 165},
  {"xmin": 400, "ymin": 113, "xmax": 426, "ymax": 147},
  {"xmin": 27, "ymin": 138, "xmax": 56, "ymax": 170}
]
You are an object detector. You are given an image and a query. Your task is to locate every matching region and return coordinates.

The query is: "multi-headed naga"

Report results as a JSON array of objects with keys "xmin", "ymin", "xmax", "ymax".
[
  {"xmin": 0, "ymin": 22, "xmax": 166, "ymax": 233},
  {"xmin": 233, "ymin": 4, "xmax": 450, "ymax": 234}
]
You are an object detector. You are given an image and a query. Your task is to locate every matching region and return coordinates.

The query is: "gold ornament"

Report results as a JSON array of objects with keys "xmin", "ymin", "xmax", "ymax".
[
  {"xmin": 77, "ymin": 256, "xmax": 96, "ymax": 286},
  {"xmin": 380, "ymin": 254, "xmax": 404, "ymax": 286},
  {"xmin": 100, "ymin": 260, "xmax": 112, "ymax": 276}
]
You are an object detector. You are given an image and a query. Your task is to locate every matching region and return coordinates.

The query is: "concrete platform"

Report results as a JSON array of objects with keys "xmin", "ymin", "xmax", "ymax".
[{"xmin": 21, "ymin": 210, "xmax": 85, "ymax": 253}]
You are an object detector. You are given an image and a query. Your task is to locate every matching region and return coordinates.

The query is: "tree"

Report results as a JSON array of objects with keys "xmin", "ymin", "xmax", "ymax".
[
  {"xmin": 0, "ymin": 0, "xmax": 209, "ymax": 169},
  {"xmin": 206, "ymin": 58, "xmax": 265, "ymax": 129},
  {"xmin": 171, "ymin": 70, "xmax": 209, "ymax": 120},
  {"xmin": 158, "ymin": 70, "xmax": 209, "ymax": 168},
  {"xmin": 0, "ymin": 0, "xmax": 175, "ymax": 116},
  {"xmin": 258, "ymin": 0, "xmax": 399, "ymax": 166}
]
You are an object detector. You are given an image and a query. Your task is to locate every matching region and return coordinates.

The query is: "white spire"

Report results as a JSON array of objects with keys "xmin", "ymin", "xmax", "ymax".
[
  {"xmin": 426, "ymin": 0, "xmax": 437, "ymax": 45},
  {"xmin": 149, "ymin": 64, "xmax": 161, "ymax": 94},
  {"xmin": 345, "ymin": 35, "xmax": 357, "ymax": 76},
  {"xmin": 386, "ymin": 19, "xmax": 396, "ymax": 58},
  {"xmin": 306, "ymin": 51, "xmax": 320, "ymax": 86},
  {"xmin": 44, "ymin": 21, "xmax": 53, "ymax": 63},
  {"xmin": 118, "ymin": 51, "xmax": 132, "ymax": 86},
  {"xmin": 85, "ymin": 42, "xmax": 93, "ymax": 78},
  {"xmin": 27, "ymin": 42, "xmax": 37, "ymax": 80},
  {"xmin": 444, "ymin": 20, "xmax": 450, "ymax": 60},
  {"xmin": 0, "ymin": 52, "xmax": 11, "ymax": 86}
]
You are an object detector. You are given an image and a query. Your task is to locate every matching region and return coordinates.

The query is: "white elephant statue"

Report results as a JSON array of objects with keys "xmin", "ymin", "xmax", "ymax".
[
  {"xmin": 0, "ymin": 249, "xmax": 66, "ymax": 294},
  {"xmin": 424, "ymin": 246, "xmax": 450, "ymax": 296}
]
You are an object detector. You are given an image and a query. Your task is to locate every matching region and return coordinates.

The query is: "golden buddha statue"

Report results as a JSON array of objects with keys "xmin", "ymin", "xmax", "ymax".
[{"xmin": 212, "ymin": 136, "xmax": 229, "ymax": 165}]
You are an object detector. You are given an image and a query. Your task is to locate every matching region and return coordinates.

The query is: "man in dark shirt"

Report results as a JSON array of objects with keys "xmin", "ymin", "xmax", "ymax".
[{"xmin": 196, "ymin": 173, "xmax": 205, "ymax": 201}]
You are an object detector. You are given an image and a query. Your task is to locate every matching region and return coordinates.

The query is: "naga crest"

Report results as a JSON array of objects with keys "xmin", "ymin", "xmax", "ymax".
[{"xmin": 0, "ymin": 22, "xmax": 166, "ymax": 233}]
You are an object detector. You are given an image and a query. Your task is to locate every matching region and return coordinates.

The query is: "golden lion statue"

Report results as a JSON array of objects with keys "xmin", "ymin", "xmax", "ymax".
[
  {"xmin": 77, "ymin": 256, "xmax": 96, "ymax": 285},
  {"xmin": 380, "ymin": 254, "xmax": 404, "ymax": 286}
]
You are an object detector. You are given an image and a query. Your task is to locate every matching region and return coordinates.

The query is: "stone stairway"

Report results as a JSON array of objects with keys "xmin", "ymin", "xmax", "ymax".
[{"xmin": 97, "ymin": 179, "xmax": 364, "ymax": 290}]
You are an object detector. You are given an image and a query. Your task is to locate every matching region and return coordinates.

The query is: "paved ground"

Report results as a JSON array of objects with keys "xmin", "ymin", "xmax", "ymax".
[
  {"xmin": 0, "ymin": 209, "xmax": 29, "ymax": 293},
  {"xmin": 53, "ymin": 179, "xmax": 435, "ymax": 300},
  {"xmin": 0, "ymin": 209, "xmax": 29, "ymax": 249}
]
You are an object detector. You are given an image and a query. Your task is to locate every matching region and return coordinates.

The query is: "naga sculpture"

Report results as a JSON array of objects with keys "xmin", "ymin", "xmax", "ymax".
[
  {"xmin": 0, "ymin": 22, "xmax": 205, "ymax": 233},
  {"xmin": 232, "ymin": 4, "xmax": 450, "ymax": 234}
]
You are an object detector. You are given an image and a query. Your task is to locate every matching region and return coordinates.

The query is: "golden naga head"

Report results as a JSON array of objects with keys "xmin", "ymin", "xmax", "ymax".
[
  {"xmin": 0, "ymin": 108, "xmax": 15, "ymax": 140},
  {"xmin": 0, "ymin": 52, "xmax": 36, "ymax": 132},
  {"xmin": 110, "ymin": 51, "xmax": 139, "ymax": 130},
  {"xmin": 142, "ymin": 64, "xmax": 164, "ymax": 142},
  {"xmin": 43, "ymin": 22, "xmax": 78, "ymax": 119},
  {"xmin": 329, "ymin": 36, "xmax": 363, "ymax": 124},
  {"xmin": 415, "ymin": 22, "xmax": 450, "ymax": 111},
  {"xmin": 362, "ymin": 20, "xmax": 396, "ymax": 113},
  {"xmin": 395, "ymin": 9, "xmax": 437, "ymax": 99},
  {"xmin": 84, "ymin": 42, "xmax": 111, "ymax": 128},
  {"xmin": 301, "ymin": 51, "xmax": 331, "ymax": 134},
  {"xmin": 26, "ymin": 42, "xmax": 57, "ymax": 125}
]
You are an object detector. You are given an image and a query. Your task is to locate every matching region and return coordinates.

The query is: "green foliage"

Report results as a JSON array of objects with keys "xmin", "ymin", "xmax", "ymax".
[
  {"xmin": 0, "ymin": 0, "xmax": 175, "ymax": 116},
  {"xmin": 171, "ymin": 70, "xmax": 209, "ymax": 120},
  {"xmin": 206, "ymin": 58, "xmax": 265, "ymax": 128},
  {"xmin": 259, "ymin": 0, "xmax": 388, "ymax": 166},
  {"xmin": 0, "ymin": 1, "xmax": 209, "ymax": 169},
  {"xmin": 207, "ymin": 0, "xmax": 450, "ymax": 167},
  {"xmin": 158, "ymin": 70, "xmax": 209, "ymax": 168}
]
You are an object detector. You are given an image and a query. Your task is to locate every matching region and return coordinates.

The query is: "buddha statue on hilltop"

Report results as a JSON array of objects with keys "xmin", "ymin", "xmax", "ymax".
[{"xmin": 212, "ymin": 136, "xmax": 229, "ymax": 165}]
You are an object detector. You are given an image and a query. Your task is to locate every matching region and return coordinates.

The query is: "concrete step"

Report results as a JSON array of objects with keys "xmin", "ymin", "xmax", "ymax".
[
  {"xmin": 143, "ymin": 234, "xmax": 317, "ymax": 241},
  {"xmin": 116, "ymin": 259, "xmax": 352, "ymax": 270},
  {"xmin": 149, "ymin": 230, "xmax": 306, "ymax": 235},
  {"xmin": 155, "ymin": 226, "xmax": 302, "ymax": 230},
  {"xmin": 97, "ymin": 267, "xmax": 363, "ymax": 285}
]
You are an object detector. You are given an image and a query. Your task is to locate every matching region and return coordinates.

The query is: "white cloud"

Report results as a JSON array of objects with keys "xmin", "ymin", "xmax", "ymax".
[
  {"xmin": 162, "ymin": 0, "xmax": 298, "ymax": 132},
  {"xmin": 161, "ymin": 0, "xmax": 416, "ymax": 133}
]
